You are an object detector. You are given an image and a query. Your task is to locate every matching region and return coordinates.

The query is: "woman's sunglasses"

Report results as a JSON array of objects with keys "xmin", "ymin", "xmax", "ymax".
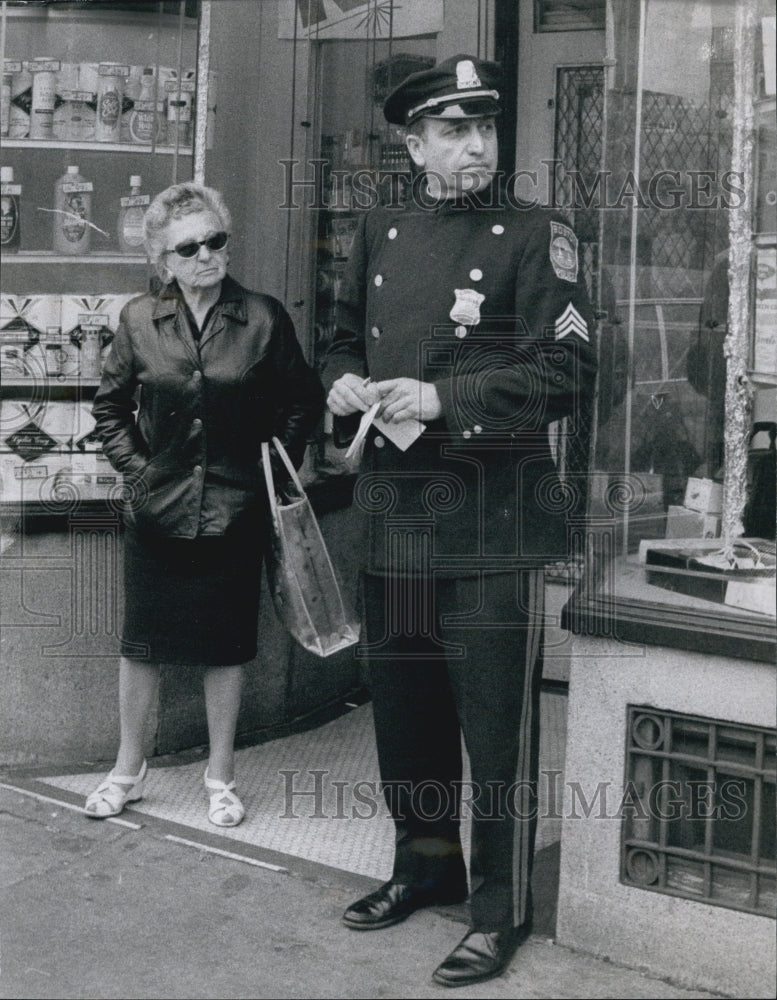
[{"xmin": 169, "ymin": 231, "xmax": 229, "ymax": 259}]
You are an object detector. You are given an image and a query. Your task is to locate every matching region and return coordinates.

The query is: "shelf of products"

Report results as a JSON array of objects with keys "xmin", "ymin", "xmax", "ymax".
[{"xmin": 0, "ymin": 0, "xmax": 204, "ymax": 511}]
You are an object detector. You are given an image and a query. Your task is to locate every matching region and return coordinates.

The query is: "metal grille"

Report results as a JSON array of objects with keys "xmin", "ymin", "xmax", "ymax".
[
  {"xmin": 622, "ymin": 707, "xmax": 776, "ymax": 918},
  {"xmin": 637, "ymin": 28, "xmax": 734, "ymax": 297},
  {"xmin": 554, "ymin": 64, "xmax": 605, "ymax": 254}
]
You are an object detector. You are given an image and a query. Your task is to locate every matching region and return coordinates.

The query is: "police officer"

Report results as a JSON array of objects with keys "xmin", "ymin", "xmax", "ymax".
[{"xmin": 323, "ymin": 54, "xmax": 596, "ymax": 988}]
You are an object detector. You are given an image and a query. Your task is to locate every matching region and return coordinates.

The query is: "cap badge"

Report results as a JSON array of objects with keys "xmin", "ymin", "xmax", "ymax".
[
  {"xmin": 549, "ymin": 221, "xmax": 579, "ymax": 283},
  {"xmin": 450, "ymin": 288, "xmax": 485, "ymax": 326},
  {"xmin": 456, "ymin": 60, "xmax": 482, "ymax": 90}
]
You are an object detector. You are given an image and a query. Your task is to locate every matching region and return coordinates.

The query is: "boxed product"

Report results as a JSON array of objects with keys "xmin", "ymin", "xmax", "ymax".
[
  {"xmin": 59, "ymin": 451, "xmax": 120, "ymax": 500},
  {"xmin": 71, "ymin": 401, "xmax": 101, "ymax": 452},
  {"xmin": 665, "ymin": 504, "xmax": 721, "ymax": 539},
  {"xmin": 684, "ymin": 477, "xmax": 724, "ymax": 515},
  {"xmin": 61, "ymin": 295, "xmax": 113, "ymax": 378},
  {"xmin": 0, "ymin": 294, "xmax": 61, "ymax": 380},
  {"xmin": 640, "ymin": 537, "xmax": 775, "ymax": 608},
  {"xmin": 1, "ymin": 399, "xmax": 74, "ymax": 457},
  {"xmin": 1, "ymin": 293, "xmax": 61, "ymax": 339},
  {"xmin": 0, "ymin": 452, "xmax": 72, "ymax": 505}
]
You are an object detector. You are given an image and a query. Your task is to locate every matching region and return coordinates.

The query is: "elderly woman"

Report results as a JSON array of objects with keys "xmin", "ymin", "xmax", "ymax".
[{"xmin": 85, "ymin": 182, "xmax": 324, "ymax": 826}]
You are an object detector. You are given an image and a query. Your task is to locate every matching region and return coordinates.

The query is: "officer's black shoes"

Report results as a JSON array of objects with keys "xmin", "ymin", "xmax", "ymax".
[
  {"xmin": 342, "ymin": 879, "xmax": 468, "ymax": 931},
  {"xmin": 431, "ymin": 922, "xmax": 532, "ymax": 988}
]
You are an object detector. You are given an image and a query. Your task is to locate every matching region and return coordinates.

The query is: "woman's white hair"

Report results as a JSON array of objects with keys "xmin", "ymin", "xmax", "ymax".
[{"xmin": 143, "ymin": 182, "xmax": 232, "ymax": 280}]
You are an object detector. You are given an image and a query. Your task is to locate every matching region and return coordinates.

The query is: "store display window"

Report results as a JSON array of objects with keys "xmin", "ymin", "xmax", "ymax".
[
  {"xmin": 566, "ymin": 0, "xmax": 776, "ymax": 656},
  {"xmin": 0, "ymin": 0, "xmax": 205, "ymax": 513}
]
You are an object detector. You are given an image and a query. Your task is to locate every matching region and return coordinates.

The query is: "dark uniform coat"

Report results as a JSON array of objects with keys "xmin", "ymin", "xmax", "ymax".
[
  {"xmin": 323, "ymin": 184, "xmax": 598, "ymax": 576},
  {"xmin": 322, "ymin": 180, "xmax": 598, "ymax": 930}
]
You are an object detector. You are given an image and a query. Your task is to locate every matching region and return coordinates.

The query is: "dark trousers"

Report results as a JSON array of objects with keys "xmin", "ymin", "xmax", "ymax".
[{"xmin": 361, "ymin": 569, "xmax": 545, "ymax": 932}]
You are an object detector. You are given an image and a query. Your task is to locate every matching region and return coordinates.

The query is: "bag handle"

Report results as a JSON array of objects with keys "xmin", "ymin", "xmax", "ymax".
[{"xmin": 261, "ymin": 437, "xmax": 305, "ymax": 509}]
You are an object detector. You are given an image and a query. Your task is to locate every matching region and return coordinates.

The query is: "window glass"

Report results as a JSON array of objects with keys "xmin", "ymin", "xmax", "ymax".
[{"xmin": 590, "ymin": 0, "xmax": 775, "ymax": 617}]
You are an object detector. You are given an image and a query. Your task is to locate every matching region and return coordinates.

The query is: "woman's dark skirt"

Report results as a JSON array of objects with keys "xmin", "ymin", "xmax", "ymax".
[{"xmin": 121, "ymin": 522, "xmax": 264, "ymax": 666}]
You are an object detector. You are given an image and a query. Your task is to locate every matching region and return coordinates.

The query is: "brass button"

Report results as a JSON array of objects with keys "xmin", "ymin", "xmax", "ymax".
[
  {"xmin": 374, "ymin": 274, "xmax": 383, "ymax": 287},
  {"xmin": 193, "ymin": 464, "xmax": 203, "ymax": 475},
  {"xmin": 371, "ymin": 326, "xmax": 381, "ymax": 339},
  {"xmin": 192, "ymin": 418, "xmax": 202, "ymax": 428},
  {"xmin": 388, "ymin": 227, "xmax": 398, "ymax": 240},
  {"xmin": 374, "ymin": 435, "xmax": 385, "ymax": 448},
  {"xmin": 469, "ymin": 268, "xmax": 483, "ymax": 282},
  {"xmin": 192, "ymin": 370, "xmax": 202, "ymax": 380},
  {"xmin": 455, "ymin": 326, "xmax": 467, "ymax": 338},
  {"xmin": 492, "ymin": 224, "xmax": 504, "ymax": 235}
]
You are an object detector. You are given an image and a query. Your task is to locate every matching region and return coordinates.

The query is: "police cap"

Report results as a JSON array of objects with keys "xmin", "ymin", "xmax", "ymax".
[{"xmin": 383, "ymin": 54, "xmax": 502, "ymax": 126}]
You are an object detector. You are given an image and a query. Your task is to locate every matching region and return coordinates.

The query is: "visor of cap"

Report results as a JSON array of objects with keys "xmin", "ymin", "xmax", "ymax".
[{"xmin": 407, "ymin": 96, "xmax": 501, "ymax": 124}]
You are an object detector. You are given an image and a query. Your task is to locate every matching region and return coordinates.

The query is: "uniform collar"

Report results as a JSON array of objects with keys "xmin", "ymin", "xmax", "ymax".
[
  {"xmin": 151, "ymin": 274, "xmax": 247, "ymax": 323},
  {"xmin": 409, "ymin": 176, "xmax": 502, "ymax": 214}
]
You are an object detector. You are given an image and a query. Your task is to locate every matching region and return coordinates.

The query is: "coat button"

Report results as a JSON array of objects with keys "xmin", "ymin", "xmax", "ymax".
[
  {"xmin": 192, "ymin": 370, "xmax": 202, "ymax": 380},
  {"xmin": 374, "ymin": 435, "xmax": 385, "ymax": 448},
  {"xmin": 462, "ymin": 430, "xmax": 472, "ymax": 439},
  {"xmin": 492, "ymin": 224, "xmax": 504, "ymax": 235},
  {"xmin": 469, "ymin": 268, "xmax": 483, "ymax": 281},
  {"xmin": 371, "ymin": 326, "xmax": 381, "ymax": 339},
  {"xmin": 193, "ymin": 465, "xmax": 203, "ymax": 475},
  {"xmin": 455, "ymin": 325, "xmax": 467, "ymax": 338},
  {"xmin": 374, "ymin": 274, "xmax": 383, "ymax": 287},
  {"xmin": 474, "ymin": 425, "xmax": 483, "ymax": 434},
  {"xmin": 388, "ymin": 227, "xmax": 398, "ymax": 239},
  {"xmin": 192, "ymin": 418, "xmax": 202, "ymax": 428}
]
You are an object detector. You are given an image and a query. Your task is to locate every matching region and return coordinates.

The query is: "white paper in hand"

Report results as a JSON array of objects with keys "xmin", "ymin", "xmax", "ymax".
[
  {"xmin": 373, "ymin": 415, "xmax": 426, "ymax": 451},
  {"xmin": 344, "ymin": 401, "xmax": 380, "ymax": 459}
]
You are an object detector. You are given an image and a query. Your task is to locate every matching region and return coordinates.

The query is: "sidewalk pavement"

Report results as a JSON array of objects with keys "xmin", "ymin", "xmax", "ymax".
[{"xmin": 0, "ymin": 779, "xmax": 723, "ymax": 1000}]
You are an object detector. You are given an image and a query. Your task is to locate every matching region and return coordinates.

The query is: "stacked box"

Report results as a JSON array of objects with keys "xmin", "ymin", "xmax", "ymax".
[
  {"xmin": 0, "ymin": 294, "xmax": 60, "ymax": 381},
  {"xmin": 665, "ymin": 504, "xmax": 721, "ymax": 539},
  {"xmin": 684, "ymin": 477, "xmax": 724, "ymax": 515}
]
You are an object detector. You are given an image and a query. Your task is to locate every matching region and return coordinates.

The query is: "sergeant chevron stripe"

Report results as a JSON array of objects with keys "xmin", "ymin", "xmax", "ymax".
[{"xmin": 555, "ymin": 302, "xmax": 589, "ymax": 342}]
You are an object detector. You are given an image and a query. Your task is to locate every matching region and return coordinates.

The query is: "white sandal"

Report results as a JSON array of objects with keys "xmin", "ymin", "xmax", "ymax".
[
  {"xmin": 204, "ymin": 767, "xmax": 245, "ymax": 827},
  {"xmin": 85, "ymin": 760, "xmax": 147, "ymax": 818}
]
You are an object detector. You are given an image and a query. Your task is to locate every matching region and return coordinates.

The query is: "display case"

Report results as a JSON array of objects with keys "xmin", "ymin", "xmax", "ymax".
[
  {"xmin": 0, "ymin": 0, "xmax": 207, "ymax": 512},
  {"xmin": 563, "ymin": 0, "xmax": 776, "ymax": 660}
]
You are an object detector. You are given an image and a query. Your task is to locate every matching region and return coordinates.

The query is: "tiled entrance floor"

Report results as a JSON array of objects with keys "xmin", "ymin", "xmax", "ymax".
[{"xmin": 34, "ymin": 691, "xmax": 568, "ymax": 883}]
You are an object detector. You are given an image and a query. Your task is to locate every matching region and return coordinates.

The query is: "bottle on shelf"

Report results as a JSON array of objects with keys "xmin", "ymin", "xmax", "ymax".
[
  {"xmin": 165, "ymin": 69, "xmax": 195, "ymax": 147},
  {"xmin": 0, "ymin": 167, "xmax": 22, "ymax": 252},
  {"xmin": 53, "ymin": 165, "xmax": 93, "ymax": 255},
  {"xmin": 95, "ymin": 62, "xmax": 128, "ymax": 143},
  {"xmin": 9, "ymin": 63, "xmax": 32, "ymax": 138},
  {"xmin": 120, "ymin": 65, "xmax": 142, "ymax": 143},
  {"xmin": 117, "ymin": 175, "xmax": 149, "ymax": 254},
  {"xmin": 44, "ymin": 328, "xmax": 65, "ymax": 378},
  {"xmin": 54, "ymin": 62, "xmax": 97, "ymax": 142},
  {"xmin": 28, "ymin": 57, "xmax": 60, "ymax": 140},
  {"xmin": 80, "ymin": 324, "xmax": 102, "ymax": 379},
  {"xmin": 129, "ymin": 67, "xmax": 164, "ymax": 144},
  {"xmin": 1, "ymin": 64, "xmax": 16, "ymax": 138}
]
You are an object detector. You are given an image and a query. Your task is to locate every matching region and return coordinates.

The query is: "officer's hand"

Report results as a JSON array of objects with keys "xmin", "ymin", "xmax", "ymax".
[
  {"xmin": 327, "ymin": 373, "xmax": 381, "ymax": 416},
  {"xmin": 375, "ymin": 378, "xmax": 442, "ymax": 423}
]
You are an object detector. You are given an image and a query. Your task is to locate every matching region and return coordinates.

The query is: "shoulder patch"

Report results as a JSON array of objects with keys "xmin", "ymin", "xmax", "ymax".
[{"xmin": 549, "ymin": 221, "xmax": 579, "ymax": 283}]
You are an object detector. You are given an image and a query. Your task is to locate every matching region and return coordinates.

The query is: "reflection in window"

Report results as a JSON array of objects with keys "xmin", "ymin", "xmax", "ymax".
[{"xmin": 593, "ymin": 2, "xmax": 736, "ymax": 558}]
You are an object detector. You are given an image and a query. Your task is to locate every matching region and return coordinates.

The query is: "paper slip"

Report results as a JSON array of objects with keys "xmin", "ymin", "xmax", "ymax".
[
  {"xmin": 344, "ymin": 404, "xmax": 426, "ymax": 458},
  {"xmin": 374, "ymin": 414, "xmax": 425, "ymax": 451},
  {"xmin": 345, "ymin": 402, "xmax": 380, "ymax": 459}
]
